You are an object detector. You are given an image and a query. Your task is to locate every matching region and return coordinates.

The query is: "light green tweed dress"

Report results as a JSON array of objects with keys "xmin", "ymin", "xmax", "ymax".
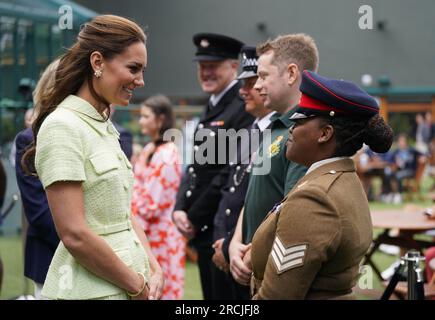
[{"xmin": 35, "ymin": 95, "xmax": 150, "ymax": 299}]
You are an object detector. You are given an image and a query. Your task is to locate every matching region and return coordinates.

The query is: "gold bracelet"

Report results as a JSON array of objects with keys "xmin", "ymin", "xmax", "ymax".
[{"xmin": 127, "ymin": 272, "xmax": 147, "ymax": 297}]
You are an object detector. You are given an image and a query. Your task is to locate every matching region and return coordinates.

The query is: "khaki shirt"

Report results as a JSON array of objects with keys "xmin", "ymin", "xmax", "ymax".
[
  {"xmin": 36, "ymin": 95, "xmax": 149, "ymax": 299},
  {"xmin": 251, "ymin": 158, "xmax": 372, "ymax": 299}
]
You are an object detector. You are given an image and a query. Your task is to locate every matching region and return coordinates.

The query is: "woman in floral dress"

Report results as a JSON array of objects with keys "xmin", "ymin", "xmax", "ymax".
[{"xmin": 131, "ymin": 95, "xmax": 185, "ymax": 299}]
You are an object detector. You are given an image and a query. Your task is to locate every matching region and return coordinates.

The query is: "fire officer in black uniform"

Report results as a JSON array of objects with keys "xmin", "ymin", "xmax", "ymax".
[
  {"xmin": 173, "ymin": 33, "xmax": 255, "ymax": 300},
  {"xmin": 210, "ymin": 46, "xmax": 274, "ymax": 299}
]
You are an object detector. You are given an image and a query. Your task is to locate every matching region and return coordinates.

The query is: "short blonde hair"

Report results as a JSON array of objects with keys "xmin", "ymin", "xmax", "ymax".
[
  {"xmin": 257, "ymin": 33, "xmax": 319, "ymax": 73},
  {"xmin": 33, "ymin": 59, "xmax": 60, "ymax": 114}
]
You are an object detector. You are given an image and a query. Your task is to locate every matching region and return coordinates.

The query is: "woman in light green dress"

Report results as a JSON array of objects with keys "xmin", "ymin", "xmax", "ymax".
[{"xmin": 22, "ymin": 15, "xmax": 164, "ymax": 300}]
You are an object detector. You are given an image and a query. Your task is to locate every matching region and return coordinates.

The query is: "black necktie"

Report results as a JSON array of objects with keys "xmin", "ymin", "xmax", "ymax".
[
  {"xmin": 207, "ymin": 100, "xmax": 214, "ymax": 113},
  {"xmin": 251, "ymin": 122, "xmax": 264, "ymax": 146}
]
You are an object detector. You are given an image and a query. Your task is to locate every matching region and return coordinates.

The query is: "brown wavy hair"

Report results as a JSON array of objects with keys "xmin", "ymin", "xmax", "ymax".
[
  {"xmin": 142, "ymin": 94, "xmax": 175, "ymax": 146},
  {"xmin": 22, "ymin": 15, "xmax": 146, "ymax": 174}
]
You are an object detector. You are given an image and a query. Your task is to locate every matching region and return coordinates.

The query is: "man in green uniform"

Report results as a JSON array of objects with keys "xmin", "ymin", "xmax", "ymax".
[{"xmin": 229, "ymin": 34, "xmax": 320, "ymax": 286}]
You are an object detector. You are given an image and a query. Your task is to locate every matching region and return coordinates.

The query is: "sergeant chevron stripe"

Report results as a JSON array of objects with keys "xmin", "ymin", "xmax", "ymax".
[{"xmin": 271, "ymin": 237, "xmax": 308, "ymax": 274}]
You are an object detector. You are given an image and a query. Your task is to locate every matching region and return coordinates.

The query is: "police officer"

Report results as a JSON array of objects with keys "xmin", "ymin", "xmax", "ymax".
[
  {"xmin": 211, "ymin": 46, "xmax": 274, "ymax": 299},
  {"xmin": 250, "ymin": 71, "xmax": 394, "ymax": 299},
  {"xmin": 173, "ymin": 33, "xmax": 254, "ymax": 300}
]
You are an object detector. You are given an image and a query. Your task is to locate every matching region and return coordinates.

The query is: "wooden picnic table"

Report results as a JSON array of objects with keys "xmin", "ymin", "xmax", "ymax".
[
  {"xmin": 362, "ymin": 209, "xmax": 435, "ymax": 281},
  {"xmin": 371, "ymin": 209, "xmax": 435, "ymax": 231}
]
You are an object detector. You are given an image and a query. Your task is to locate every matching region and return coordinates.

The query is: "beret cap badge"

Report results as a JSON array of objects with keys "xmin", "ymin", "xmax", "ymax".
[{"xmin": 200, "ymin": 39, "xmax": 209, "ymax": 48}]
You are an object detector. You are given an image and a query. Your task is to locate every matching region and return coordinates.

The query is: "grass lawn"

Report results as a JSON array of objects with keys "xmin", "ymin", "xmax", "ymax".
[
  {"xmin": 0, "ymin": 236, "xmax": 33, "ymax": 299},
  {"xmin": 184, "ymin": 259, "xmax": 202, "ymax": 299}
]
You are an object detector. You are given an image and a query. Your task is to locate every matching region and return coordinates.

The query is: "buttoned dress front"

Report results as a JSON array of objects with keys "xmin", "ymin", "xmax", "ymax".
[{"xmin": 35, "ymin": 95, "xmax": 149, "ymax": 300}]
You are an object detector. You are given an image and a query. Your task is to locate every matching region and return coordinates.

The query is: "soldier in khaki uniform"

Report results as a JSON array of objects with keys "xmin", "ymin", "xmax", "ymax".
[{"xmin": 250, "ymin": 71, "xmax": 394, "ymax": 299}]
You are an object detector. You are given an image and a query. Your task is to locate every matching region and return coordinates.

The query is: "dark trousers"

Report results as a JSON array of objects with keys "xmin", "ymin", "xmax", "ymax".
[
  {"xmin": 228, "ymin": 273, "xmax": 250, "ymax": 300},
  {"xmin": 197, "ymin": 247, "xmax": 250, "ymax": 300}
]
